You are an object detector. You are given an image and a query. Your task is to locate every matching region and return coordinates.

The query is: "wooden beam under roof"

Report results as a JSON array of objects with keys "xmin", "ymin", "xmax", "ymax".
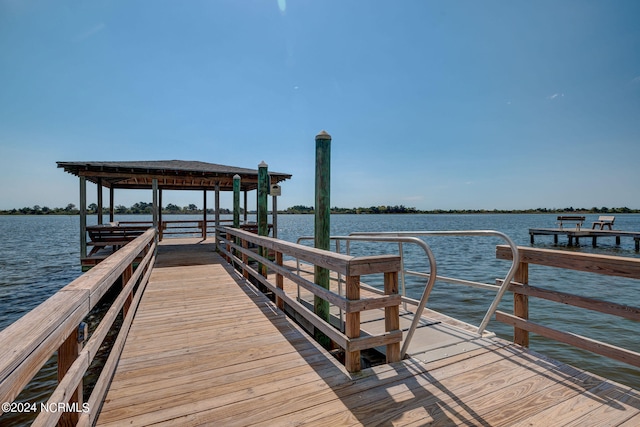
[{"xmin": 57, "ymin": 160, "xmax": 290, "ymax": 192}]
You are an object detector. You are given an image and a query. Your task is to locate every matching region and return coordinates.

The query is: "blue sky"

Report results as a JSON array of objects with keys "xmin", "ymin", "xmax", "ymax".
[{"xmin": 1, "ymin": 0, "xmax": 639, "ymax": 211}]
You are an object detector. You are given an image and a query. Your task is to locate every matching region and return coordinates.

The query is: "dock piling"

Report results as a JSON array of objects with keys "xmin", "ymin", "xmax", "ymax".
[
  {"xmin": 314, "ymin": 130, "xmax": 332, "ymax": 347},
  {"xmin": 233, "ymin": 174, "xmax": 240, "ymax": 228},
  {"xmin": 258, "ymin": 162, "xmax": 269, "ymax": 277}
]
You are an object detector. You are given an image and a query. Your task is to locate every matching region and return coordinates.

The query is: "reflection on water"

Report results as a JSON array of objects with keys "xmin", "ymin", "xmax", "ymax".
[{"xmin": 1, "ymin": 213, "xmax": 639, "ymax": 425}]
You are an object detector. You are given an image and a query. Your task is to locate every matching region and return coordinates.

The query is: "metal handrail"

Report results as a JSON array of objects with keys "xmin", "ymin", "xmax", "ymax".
[
  {"xmin": 351, "ymin": 231, "xmax": 520, "ymax": 336},
  {"xmin": 297, "ymin": 230, "xmax": 520, "ymax": 358},
  {"xmin": 296, "ymin": 235, "xmax": 436, "ymax": 358}
]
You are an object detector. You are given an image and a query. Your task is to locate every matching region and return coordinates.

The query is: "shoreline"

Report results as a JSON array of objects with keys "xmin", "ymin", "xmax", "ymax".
[{"xmin": 2, "ymin": 209, "xmax": 640, "ymax": 216}]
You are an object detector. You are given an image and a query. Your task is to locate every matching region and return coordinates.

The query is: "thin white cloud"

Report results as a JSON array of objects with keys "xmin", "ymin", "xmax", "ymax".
[
  {"xmin": 547, "ymin": 93, "xmax": 564, "ymax": 100},
  {"xmin": 632, "ymin": 76, "xmax": 640, "ymax": 83},
  {"xmin": 74, "ymin": 23, "xmax": 106, "ymax": 42}
]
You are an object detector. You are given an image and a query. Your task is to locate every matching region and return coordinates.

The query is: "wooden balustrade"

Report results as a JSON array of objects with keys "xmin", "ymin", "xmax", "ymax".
[
  {"xmin": 496, "ymin": 245, "xmax": 640, "ymax": 368},
  {"xmin": 218, "ymin": 226, "xmax": 403, "ymax": 372},
  {"xmin": 113, "ymin": 220, "xmax": 240, "ymax": 241},
  {"xmin": 0, "ymin": 229, "xmax": 156, "ymax": 426},
  {"xmin": 118, "ymin": 219, "xmax": 229, "ymax": 240}
]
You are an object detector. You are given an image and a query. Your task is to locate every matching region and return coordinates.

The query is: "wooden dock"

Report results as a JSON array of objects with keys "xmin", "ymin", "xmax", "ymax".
[
  {"xmin": 529, "ymin": 227, "xmax": 640, "ymax": 251},
  {"xmin": 95, "ymin": 238, "xmax": 640, "ymax": 426}
]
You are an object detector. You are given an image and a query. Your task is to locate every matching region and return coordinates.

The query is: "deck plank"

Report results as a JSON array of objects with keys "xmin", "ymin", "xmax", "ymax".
[{"xmin": 95, "ymin": 238, "xmax": 640, "ymax": 426}]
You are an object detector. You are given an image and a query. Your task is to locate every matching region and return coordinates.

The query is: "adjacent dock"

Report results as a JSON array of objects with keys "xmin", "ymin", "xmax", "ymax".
[
  {"xmin": 529, "ymin": 228, "xmax": 640, "ymax": 251},
  {"xmin": 96, "ymin": 239, "xmax": 640, "ymax": 426}
]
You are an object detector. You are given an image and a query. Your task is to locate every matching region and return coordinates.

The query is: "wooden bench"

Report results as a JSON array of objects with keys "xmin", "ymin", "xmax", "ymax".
[
  {"xmin": 592, "ymin": 215, "xmax": 615, "ymax": 230},
  {"xmin": 240, "ymin": 223, "xmax": 273, "ymax": 235},
  {"xmin": 87, "ymin": 225, "xmax": 149, "ymax": 255},
  {"xmin": 556, "ymin": 216, "xmax": 585, "ymax": 230}
]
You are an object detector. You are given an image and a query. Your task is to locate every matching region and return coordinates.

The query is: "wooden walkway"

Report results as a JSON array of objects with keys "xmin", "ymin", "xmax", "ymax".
[{"xmin": 96, "ymin": 239, "xmax": 640, "ymax": 426}]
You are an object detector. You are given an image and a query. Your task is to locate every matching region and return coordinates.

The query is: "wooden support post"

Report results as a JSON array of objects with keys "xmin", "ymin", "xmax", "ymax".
[
  {"xmin": 258, "ymin": 162, "xmax": 268, "ymax": 277},
  {"xmin": 314, "ymin": 130, "xmax": 331, "ymax": 348},
  {"xmin": 554, "ymin": 234, "xmax": 558, "ymax": 245},
  {"xmin": 97, "ymin": 177, "xmax": 103, "ymax": 225},
  {"xmin": 345, "ymin": 275, "xmax": 361, "ymax": 372},
  {"xmin": 109, "ymin": 186, "xmax": 115, "ymax": 223},
  {"xmin": 243, "ymin": 190, "xmax": 248, "ymax": 223},
  {"xmin": 513, "ymin": 261, "xmax": 529, "ymax": 347},
  {"xmin": 276, "ymin": 251, "xmax": 284, "ymax": 310},
  {"xmin": 530, "ymin": 233, "xmax": 534, "ymax": 244},
  {"xmin": 122, "ymin": 264, "xmax": 133, "ymax": 317},
  {"xmin": 384, "ymin": 271, "xmax": 401, "ymax": 363},
  {"xmin": 215, "ymin": 182, "xmax": 220, "ymax": 248},
  {"xmin": 636, "ymin": 238, "xmax": 639, "ymax": 252},
  {"xmin": 203, "ymin": 190, "xmax": 207, "ymax": 240},
  {"xmin": 158, "ymin": 189, "xmax": 163, "ymax": 241},
  {"xmin": 152, "ymin": 178, "xmax": 159, "ymax": 234},
  {"xmin": 233, "ymin": 175, "xmax": 241, "ymax": 263},
  {"xmin": 616, "ymin": 236, "xmax": 621, "ymax": 245},
  {"xmin": 593, "ymin": 236, "xmax": 597, "ymax": 247},
  {"xmin": 58, "ymin": 327, "xmax": 82, "ymax": 426},
  {"xmin": 80, "ymin": 177, "xmax": 87, "ymax": 260}
]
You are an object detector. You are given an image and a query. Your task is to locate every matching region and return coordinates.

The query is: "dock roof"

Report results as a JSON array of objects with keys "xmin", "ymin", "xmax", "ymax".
[{"xmin": 57, "ymin": 160, "xmax": 292, "ymax": 191}]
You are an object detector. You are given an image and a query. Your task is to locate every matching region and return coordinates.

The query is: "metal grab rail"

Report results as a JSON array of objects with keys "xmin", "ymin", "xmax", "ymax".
[
  {"xmin": 297, "ymin": 230, "xmax": 520, "ymax": 358},
  {"xmin": 351, "ymin": 231, "xmax": 520, "ymax": 336}
]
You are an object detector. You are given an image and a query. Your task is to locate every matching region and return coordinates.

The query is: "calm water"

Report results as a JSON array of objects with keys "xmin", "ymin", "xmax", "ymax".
[{"xmin": 1, "ymin": 213, "xmax": 639, "ymax": 424}]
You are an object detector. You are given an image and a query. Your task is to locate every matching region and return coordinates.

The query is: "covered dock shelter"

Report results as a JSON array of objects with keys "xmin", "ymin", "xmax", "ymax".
[{"xmin": 57, "ymin": 160, "xmax": 292, "ymax": 267}]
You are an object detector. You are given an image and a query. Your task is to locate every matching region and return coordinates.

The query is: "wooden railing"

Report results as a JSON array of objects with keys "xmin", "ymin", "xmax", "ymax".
[
  {"xmin": 496, "ymin": 245, "xmax": 640, "ymax": 367},
  {"xmin": 217, "ymin": 226, "xmax": 403, "ymax": 372},
  {"xmin": 118, "ymin": 220, "xmax": 228, "ymax": 239},
  {"xmin": 0, "ymin": 228, "xmax": 156, "ymax": 426}
]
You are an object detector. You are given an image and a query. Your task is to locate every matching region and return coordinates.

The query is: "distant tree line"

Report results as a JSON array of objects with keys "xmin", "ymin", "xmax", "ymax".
[
  {"xmin": 0, "ymin": 202, "xmax": 232, "ymax": 215},
  {"xmin": 2, "ymin": 203, "xmax": 639, "ymax": 215},
  {"xmin": 107, "ymin": 202, "xmax": 232, "ymax": 215},
  {"xmin": 283, "ymin": 205, "xmax": 420, "ymax": 214},
  {"xmin": 282, "ymin": 205, "xmax": 640, "ymax": 214},
  {"xmin": 0, "ymin": 204, "xmax": 80, "ymax": 215}
]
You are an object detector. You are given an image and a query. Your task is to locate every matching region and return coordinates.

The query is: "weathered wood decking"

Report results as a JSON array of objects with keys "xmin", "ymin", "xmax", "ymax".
[{"xmin": 96, "ymin": 239, "xmax": 640, "ymax": 426}]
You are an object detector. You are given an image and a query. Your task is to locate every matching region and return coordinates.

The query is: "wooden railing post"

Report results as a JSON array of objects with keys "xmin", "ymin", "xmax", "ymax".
[
  {"xmin": 57, "ymin": 326, "xmax": 83, "ymax": 426},
  {"xmin": 242, "ymin": 238, "xmax": 249, "ymax": 279},
  {"xmin": 345, "ymin": 275, "xmax": 361, "ymax": 372},
  {"xmin": 384, "ymin": 271, "xmax": 401, "ymax": 363},
  {"xmin": 514, "ymin": 261, "xmax": 529, "ymax": 347},
  {"xmin": 122, "ymin": 263, "xmax": 133, "ymax": 317},
  {"xmin": 276, "ymin": 251, "xmax": 284, "ymax": 310}
]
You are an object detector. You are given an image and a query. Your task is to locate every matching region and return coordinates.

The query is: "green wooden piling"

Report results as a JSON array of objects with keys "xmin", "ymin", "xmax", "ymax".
[
  {"xmin": 258, "ymin": 162, "xmax": 269, "ymax": 277},
  {"xmin": 314, "ymin": 130, "xmax": 331, "ymax": 348},
  {"xmin": 233, "ymin": 174, "xmax": 241, "ymax": 228}
]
